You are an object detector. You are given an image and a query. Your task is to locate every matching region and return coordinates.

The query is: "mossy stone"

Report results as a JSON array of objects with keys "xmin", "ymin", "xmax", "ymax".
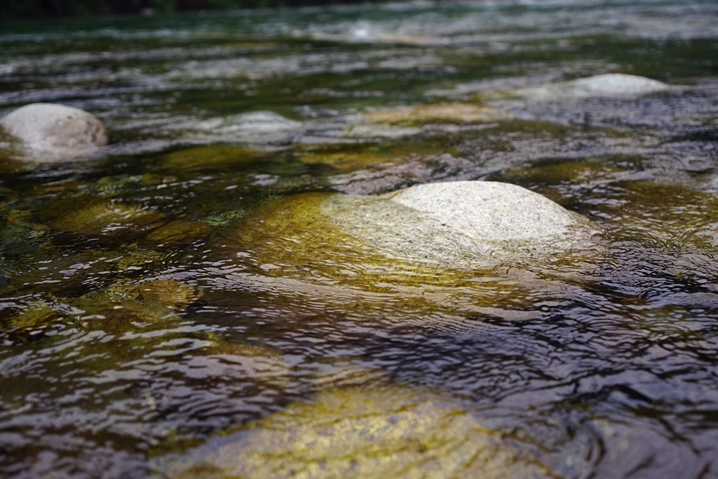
[
  {"xmin": 209, "ymin": 182, "xmax": 599, "ymax": 328},
  {"xmin": 159, "ymin": 145, "xmax": 263, "ymax": 173},
  {"xmin": 363, "ymin": 103, "xmax": 513, "ymax": 127},
  {"xmin": 296, "ymin": 151, "xmax": 395, "ymax": 173},
  {"xmin": 52, "ymin": 201, "xmax": 166, "ymax": 237},
  {"xmin": 144, "ymin": 219, "xmax": 212, "ymax": 248},
  {"xmin": 159, "ymin": 387, "xmax": 552, "ymax": 479},
  {"xmin": 72, "ymin": 279, "xmax": 199, "ymax": 323}
]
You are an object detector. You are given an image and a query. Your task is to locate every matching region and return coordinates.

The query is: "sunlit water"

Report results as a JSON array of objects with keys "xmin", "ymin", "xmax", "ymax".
[{"xmin": 1, "ymin": 1, "xmax": 718, "ymax": 478}]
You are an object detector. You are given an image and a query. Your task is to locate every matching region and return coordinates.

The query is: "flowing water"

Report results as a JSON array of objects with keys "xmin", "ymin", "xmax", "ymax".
[{"xmin": 1, "ymin": 1, "xmax": 718, "ymax": 478}]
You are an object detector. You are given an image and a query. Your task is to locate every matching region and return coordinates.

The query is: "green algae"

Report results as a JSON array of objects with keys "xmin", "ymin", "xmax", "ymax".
[
  {"xmin": 296, "ymin": 151, "xmax": 396, "ymax": 173},
  {"xmin": 144, "ymin": 219, "xmax": 212, "ymax": 248},
  {"xmin": 158, "ymin": 145, "xmax": 265, "ymax": 173},
  {"xmin": 363, "ymin": 102, "xmax": 513, "ymax": 127},
  {"xmin": 52, "ymin": 201, "xmax": 166, "ymax": 238},
  {"xmin": 158, "ymin": 386, "xmax": 555, "ymax": 479},
  {"xmin": 72, "ymin": 278, "xmax": 199, "ymax": 323}
]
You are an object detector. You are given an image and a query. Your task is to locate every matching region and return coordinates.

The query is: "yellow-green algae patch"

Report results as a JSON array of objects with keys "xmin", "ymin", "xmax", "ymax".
[
  {"xmin": 158, "ymin": 145, "xmax": 265, "ymax": 173},
  {"xmin": 52, "ymin": 201, "xmax": 166, "ymax": 237},
  {"xmin": 4, "ymin": 301, "xmax": 59, "ymax": 332},
  {"xmin": 72, "ymin": 278, "xmax": 199, "ymax": 323},
  {"xmin": 296, "ymin": 151, "xmax": 396, "ymax": 173},
  {"xmin": 363, "ymin": 103, "xmax": 513, "ymax": 127},
  {"xmin": 144, "ymin": 219, "xmax": 212, "ymax": 248},
  {"xmin": 157, "ymin": 387, "xmax": 554, "ymax": 479}
]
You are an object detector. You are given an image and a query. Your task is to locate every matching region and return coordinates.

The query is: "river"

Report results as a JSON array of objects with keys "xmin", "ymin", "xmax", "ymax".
[{"xmin": 1, "ymin": 1, "xmax": 718, "ymax": 478}]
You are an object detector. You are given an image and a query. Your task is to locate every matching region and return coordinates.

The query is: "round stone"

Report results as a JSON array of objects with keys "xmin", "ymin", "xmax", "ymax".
[
  {"xmin": 0, "ymin": 103, "xmax": 108, "ymax": 160},
  {"xmin": 517, "ymin": 73, "xmax": 669, "ymax": 100}
]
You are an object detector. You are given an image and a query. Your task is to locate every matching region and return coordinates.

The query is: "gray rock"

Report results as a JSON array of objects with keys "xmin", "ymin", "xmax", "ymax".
[
  {"xmin": 516, "ymin": 73, "xmax": 669, "ymax": 100},
  {"xmin": 0, "ymin": 103, "xmax": 107, "ymax": 160},
  {"xmin": 324, "ymin": 180, "xmax": 595, "ymax": 268}
]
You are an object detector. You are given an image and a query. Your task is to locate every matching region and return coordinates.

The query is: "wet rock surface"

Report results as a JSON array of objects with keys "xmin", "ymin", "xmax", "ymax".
[
  {"xmin": 157, "ymin": 387, "xmax": 553, "ymax": 479},
  {"xmin": 226, "ymin": 180, "xmax": 596, "ymax": 274},
  {"xmin": 1, "ymin": 4, "xmax": 718, "ymax": 479},
  {"xmin": 363, "ymin": 103, "xmax": 513, "ymax": 126},
  {"xmin": 514, "ymin": 74, "xmax": 669, "ymax": 100},
  {"xmin": 0, "ymin": 103, "xmax": 107, "ymax": 160}
]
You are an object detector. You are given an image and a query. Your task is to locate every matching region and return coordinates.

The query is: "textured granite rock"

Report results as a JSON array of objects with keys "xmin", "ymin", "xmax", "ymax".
[{"xmin": 323, "ymin": 180, "xmax": 594, "ymax": 268}]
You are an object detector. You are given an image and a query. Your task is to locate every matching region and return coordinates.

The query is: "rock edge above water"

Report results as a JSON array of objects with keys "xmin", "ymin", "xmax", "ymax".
[
  {"xmin": 0, "ymin": 103, "xmax": 108, "ymax": 161},
  {"xmin": 325, "ymin": 180, "xmax": 596, "ymax": 268},
  {"xmin": 516, "ymin": 73, "xmax": 669, "ymax": 100}
]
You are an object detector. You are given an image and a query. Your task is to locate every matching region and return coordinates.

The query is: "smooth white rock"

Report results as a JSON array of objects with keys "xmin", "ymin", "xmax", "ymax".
[
  {"xmin": 324, "ymin": 180, "xmax": 596, "ymax": 268},
  {"xmin": 517, "ymin": 73, "xmax": 669, "ymax": 100},
  {"xmin": 0, "ymin": 103, "xmax": 107, "ymax": 160}
]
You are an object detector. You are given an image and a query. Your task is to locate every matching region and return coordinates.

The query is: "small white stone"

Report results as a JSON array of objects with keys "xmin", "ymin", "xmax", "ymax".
[{"xmin": 0, "ymin": 103, "xmax": 108, "ymax": 161}]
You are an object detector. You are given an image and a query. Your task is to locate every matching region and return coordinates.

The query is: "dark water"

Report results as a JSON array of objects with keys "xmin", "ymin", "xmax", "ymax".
[{"xmin": 1, "ymin": 1, "xmax": 718, "ymax": 478}]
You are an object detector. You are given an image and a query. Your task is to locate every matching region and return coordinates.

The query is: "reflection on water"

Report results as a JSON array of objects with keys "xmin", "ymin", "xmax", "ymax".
[{"xmin": 1, "ymin": 1, "xmax": 718, "ymax": 478}]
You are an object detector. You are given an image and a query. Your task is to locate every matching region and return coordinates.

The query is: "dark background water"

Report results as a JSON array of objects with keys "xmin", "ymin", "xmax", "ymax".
[{"xmin": 1, "ymin": 1, "xmax": 718, "ymax": 478}]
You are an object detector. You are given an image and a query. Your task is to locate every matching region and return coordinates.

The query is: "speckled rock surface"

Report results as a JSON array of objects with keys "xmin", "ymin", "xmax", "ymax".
[
  {"xmin": 516, "ymin": 73, "xmax": 669, "ymax": 100},
  {"xmin": 323, "ymin": 180, "xmax": 595, "ymax": 268},
  {"xmin": 0, "ymin": 103, "xmax": 107, "ymax": 160}
]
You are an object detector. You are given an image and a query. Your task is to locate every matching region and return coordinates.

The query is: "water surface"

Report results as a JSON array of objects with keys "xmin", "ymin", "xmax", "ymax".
[{"xmin": 1, "ymin": 1, "xmax": 718, "ymax": 478}]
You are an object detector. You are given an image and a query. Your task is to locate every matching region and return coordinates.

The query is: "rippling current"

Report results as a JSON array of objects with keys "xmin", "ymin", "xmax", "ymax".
[{"xmin": 1, "ymin": 1, "xmax": 718, "ymax": 478}]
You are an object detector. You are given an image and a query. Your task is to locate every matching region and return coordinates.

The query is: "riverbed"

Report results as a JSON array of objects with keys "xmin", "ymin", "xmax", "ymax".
[{"xmin": 1, "ymin": 1, "xmax": 718, "ymax": 478}]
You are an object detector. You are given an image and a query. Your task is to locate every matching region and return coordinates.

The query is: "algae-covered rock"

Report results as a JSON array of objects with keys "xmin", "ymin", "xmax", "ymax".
[
  {"xmin": 363, "ymin": 103, "xmax": 512, "ymax": 126},
  {"xmin": 158, "ymin": 387, "xmax": 552, "ymax": 479},
  {"xmin": 515, "ymin": 74, "xmax": 669, "ymax": 101},
  {"xmin": 52, "ymin": 201, "xmax": 165, "ymax": 238},
  {"xmin": 227, "ymin": 181, "xmax": 595, "ymax": 273},
  {"xmin": 144, "ymin": 220, "xmax": 212, "ymax": 248},
  {"xmin": 73, "ymin": 278, "xmax": 198, "ymax": 323},
  {"xmin": 5, "ymin": 301, "xmax": 58, "ymax": 332},
  {"xmin": 296, "ymin": 150, "xmax": 396, "ymax": 173},
  {"xmin": 0, "ymin": 103, "xmax": 107, "ymax": 161},
  {"xmin": 207, "ymin": 181, "xmax": 598, "ymax": 329},
  {"xmin": 159, "ymin": 145, "xmax": 262, "ymax": 173}
]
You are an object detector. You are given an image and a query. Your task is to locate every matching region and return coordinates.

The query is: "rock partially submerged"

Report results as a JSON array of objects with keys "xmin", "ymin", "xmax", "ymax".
[
  {"xmin": 207, "ymin": 181, "xmax": 600, "ymax": 329},
  {"xmin": 224, "ymin": 180, "xmax": 596, "ymax": 274},
  {"xmin": 363, "ymin": 103, "xmax": 512, "ymax": 126},
  {"xmin": 158, "ymin": 387, "xmax": 552, "ymax": 479},
  {"xmin": 516, "ymin": 73, "xmax": 669, "ymax": 100},
  {"xmin": 0, "ymin": 103, "xmax": 107, "ymax": 160}
]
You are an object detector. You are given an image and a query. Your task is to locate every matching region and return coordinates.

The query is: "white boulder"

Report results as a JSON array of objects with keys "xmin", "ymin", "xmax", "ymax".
[
  {"xmin": 324, "ymin": 180, "xmax": 594, "ymax": 267},
  {"xmin": 517, "ymin": 73, "xmax": 669, "ymax": 100},
  {"xmin": 0, "ymin": 103, "xmax": 107, "ymax": 160}
]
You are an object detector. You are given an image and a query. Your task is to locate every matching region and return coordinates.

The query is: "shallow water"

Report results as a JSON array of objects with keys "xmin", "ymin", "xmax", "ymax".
[{"xmin": 1, "ymin": 1, "xmax": 718, "ymax": 478}]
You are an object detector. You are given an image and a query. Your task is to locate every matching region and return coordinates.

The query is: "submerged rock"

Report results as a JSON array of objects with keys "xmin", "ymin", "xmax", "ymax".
[
  {"xmin": 363, "ymin": 103, "xmax": 512, "ymax": 126},
  {"xmin": 144, "ymin": 219, "xmax": 212, "ymax": 248},
  {"xmin": 516, "ymin": 73, "xmax": 669, "ymax": 100},
  {"xmin": 192, "ymin": 111, "xmax": 303, "ymax": 144},
  {"xmin": 158, "ymin": 387, "xmax": 552, "ymax": 479},
  {"xmin": 52, "ymin": 201, "xmax": 165, "ymax": 238},
  {"xmin": 159, "ymin": 145, "xmax": 262, "ymax": 173},
  {"xmin": 0, "ymin": 103, "xmax": 107, "ymax": 160},
  {"xmin": 73, "ymin": 278, "xmax": 199, "ymax": 323}
]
